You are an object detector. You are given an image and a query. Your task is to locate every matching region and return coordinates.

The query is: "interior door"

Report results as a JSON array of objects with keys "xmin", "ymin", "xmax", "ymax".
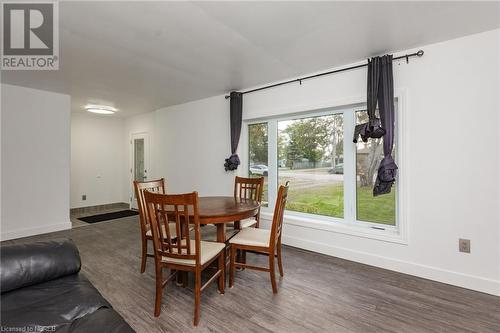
[{"xmin": 130, "ymin": 133, "xmax": 149, "ymax": 209}]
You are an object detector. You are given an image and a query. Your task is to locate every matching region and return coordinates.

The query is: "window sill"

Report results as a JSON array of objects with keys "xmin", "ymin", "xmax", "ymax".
[{"xmin": 260, "ymin": 210, "xmax": 408, "ymax": 245}]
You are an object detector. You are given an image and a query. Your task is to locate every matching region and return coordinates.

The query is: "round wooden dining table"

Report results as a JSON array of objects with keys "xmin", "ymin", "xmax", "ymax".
[{"xmin": 198, "ymin": 196, "xmax": 260, "ymax": 243}]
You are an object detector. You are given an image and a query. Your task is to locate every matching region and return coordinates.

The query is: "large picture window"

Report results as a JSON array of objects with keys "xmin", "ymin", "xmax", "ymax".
[
  {"xmin": 247, "ymin": 103, "xmax": 398, "ymax": 230},
  {"xmin": 278, "ymin": 114, "xmax": 344, "ymax": 218}
]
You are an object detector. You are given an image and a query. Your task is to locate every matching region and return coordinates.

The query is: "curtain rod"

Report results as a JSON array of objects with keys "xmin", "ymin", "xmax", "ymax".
[{"xmin": 225, "ymin": 50, "xmax": 424, "ymax": 99}]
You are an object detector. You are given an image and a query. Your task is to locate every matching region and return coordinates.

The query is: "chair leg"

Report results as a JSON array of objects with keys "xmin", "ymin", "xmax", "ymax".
[
  {"xmin": 194, "ymin": 270, "xmax": 201, "ymax": 326},
  {"xmin": 269, "ymin": 254, "xmax": 278, "ymax": 294},
  {"xmin": 218, "ymin": 252, "xmax": 225, "ymax": 294},
  {"xmin": 277, "ymin": 241, "xmax": 284, "ymax": 277},
  {"xmin": 229, "ymin": 245, "xmax": 236, "ymax": 288},
  {"xmin": 140, "ymin": 237, "xmax": 148, "ymax": 273},
  {"xmin": 154, "ymin": 264, "xmax": 163, "ymax": 316}
]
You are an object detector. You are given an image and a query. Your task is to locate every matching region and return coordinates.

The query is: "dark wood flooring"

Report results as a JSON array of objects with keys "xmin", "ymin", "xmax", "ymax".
[{"xmin": 4, "ymin": 216, "xmax": 500, "ymax": 333}]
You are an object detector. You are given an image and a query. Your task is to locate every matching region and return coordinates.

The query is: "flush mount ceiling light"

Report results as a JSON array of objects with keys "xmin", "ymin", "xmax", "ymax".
[{"xmin": 84, "ymin": 104, "xmax": 117, "ymax": 115}]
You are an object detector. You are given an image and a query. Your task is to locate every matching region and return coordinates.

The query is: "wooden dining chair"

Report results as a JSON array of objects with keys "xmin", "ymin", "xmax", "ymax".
[
  {"xmin": 144, "ymin": 190, "xmax": 225, "ymax": 326},
  {"xmin": 134, "ymin": 178, "xmax": 166, "ymax": 273},
  {"xmin": 233, "ymin": 176, "xmax": 264, "ymax": 229},
  {"xmin": 229, "ymin": 182, "xmax": 289, "ymax": 294}
]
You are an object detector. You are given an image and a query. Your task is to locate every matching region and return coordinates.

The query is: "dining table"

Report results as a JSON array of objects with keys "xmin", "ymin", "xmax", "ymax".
[
  {"xmin": 197, "ymin": 196, "xmax": 261, "ymax": 243},
  {"xmin": 172, "ymin": 196, "xmax": 260, "ymax": 285}
]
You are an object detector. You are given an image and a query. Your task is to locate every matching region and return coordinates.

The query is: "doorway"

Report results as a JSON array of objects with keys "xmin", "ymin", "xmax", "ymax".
[{"xmin": 130, "ymin": 132, "xmax": 149, "ymax": 209}]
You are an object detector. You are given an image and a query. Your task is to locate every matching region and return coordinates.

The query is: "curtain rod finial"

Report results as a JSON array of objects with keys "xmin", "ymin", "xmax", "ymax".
[{"xmin": 417, "ymin": 50, "xmax": 424, "ymax": 57}]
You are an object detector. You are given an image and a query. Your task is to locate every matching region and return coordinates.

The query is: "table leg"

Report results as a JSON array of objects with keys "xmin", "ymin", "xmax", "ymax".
[
  {"xmin": 216, "ymin": 224, "xmax": 231, "ymax": 280},
  {"xmin": 231, "ymin": 220, "xmax": 245, "ymax": 268},
  {"xmin": 175, "ymin": 270, "xmax": 188, "ymax": 287},
  {"xmin": 233, "ymin": 220, "xmax": 241, "ymax": 230}
]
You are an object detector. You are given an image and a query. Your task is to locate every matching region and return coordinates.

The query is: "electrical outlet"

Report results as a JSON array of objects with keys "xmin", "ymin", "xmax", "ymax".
[
  {"xmin": 459, "ymin": 239, "xmax": 470, "ymax": 253},
  {"xmin": 82, "ymin": 194, "xmax": 86, "ymax": 201}
]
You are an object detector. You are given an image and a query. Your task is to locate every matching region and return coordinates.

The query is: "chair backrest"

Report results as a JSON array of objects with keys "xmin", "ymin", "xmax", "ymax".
[
  {"xmin": 133, "ymin": 178, "xmax": 165, "ymax": 234},
  {"xmin": 234, "ymin": 176, "xmax": 264, "ymax": 202},
  {"xmin": 269, "ymin": 182, "xmax": 289, "ymax": 246},
  {"xmin": 144, "ymin": 191, "xmax": 201, "ymax": 265}
]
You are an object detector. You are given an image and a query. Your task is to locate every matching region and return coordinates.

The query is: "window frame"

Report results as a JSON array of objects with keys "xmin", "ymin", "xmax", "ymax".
[{"xmin": 240, "ymin": 93, "xmax": 408, "ymax": 244}]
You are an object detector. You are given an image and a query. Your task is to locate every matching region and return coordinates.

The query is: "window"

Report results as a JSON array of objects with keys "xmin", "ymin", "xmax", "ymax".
[
  {"xmin": 355, "ymin": 112, "xmax": 396, "ymax": 225},
  {"xmin": 248, "ymin": 123, "xmax": 268, "ymax": 206},
  {"xmin": 278, "ymin": 114, "xmax": 344, "ymax": 218},
  {"xmin": 246, "ymin": 102, "xmax": 399, "ymax": 230}
]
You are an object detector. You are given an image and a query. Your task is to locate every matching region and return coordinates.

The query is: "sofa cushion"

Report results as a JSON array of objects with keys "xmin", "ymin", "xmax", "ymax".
[
  {"xmin": 1, "ymin": 274, "xmax": 111, "ymax": 331},
  {"xmin": 55, "ymin": 308, "xmax": 134, "ymax": 333},
  {"xmin": 1, "ymin": 239, "xmax": 81, "ymax": 293}
]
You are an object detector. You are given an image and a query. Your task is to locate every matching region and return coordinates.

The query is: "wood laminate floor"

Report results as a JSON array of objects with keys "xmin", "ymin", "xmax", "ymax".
[{"xmin": 4, "ymin": 216, "xmax": 500, "ymax": 333}]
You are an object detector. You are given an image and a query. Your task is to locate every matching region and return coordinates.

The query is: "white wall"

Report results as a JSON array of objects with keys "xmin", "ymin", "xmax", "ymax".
[
  {"xmin": 71, "ymin": 113, "xmax": 126, "ymax": 208},
  {"xmin": 156, "ymin": 96, "xmax": 234, "ymax": 196},
  {"xmin": 144, "ymin": 29, "xmax": 500, "ymax": 295},
  {"xmin": 124, "ymin": 96, "xmax": 234, "ymax": 197},
  {"xmin": 1, "ymin": 84, "xmax": 71, "ymax": 240}
]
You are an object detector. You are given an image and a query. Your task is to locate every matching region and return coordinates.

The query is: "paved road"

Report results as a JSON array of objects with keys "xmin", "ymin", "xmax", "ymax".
[
  {"xmin": 279, "ymin": 169, "xmax": 344, "ymax": 182},
  {"xmin": 279, "ymin": 168, "xmax": 343, "ymax": 190}
]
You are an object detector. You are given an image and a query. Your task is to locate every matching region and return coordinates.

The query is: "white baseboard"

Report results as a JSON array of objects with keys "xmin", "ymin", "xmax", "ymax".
[
  {"xmin": 1, "ymin": 221, "xmax": 72, "ymax": 241},
  {"xmin": 282, "ymin": 234, "xmax": 500, "ymax": 296}
]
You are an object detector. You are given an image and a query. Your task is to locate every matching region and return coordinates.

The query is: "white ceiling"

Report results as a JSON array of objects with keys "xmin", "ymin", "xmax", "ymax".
[{"xmin": 2, "ymin": 1, "xmax": 499, "ymax": 117}]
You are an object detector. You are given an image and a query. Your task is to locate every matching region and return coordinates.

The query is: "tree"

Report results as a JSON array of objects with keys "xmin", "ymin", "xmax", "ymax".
[
  {"xmin": 278, "ymin": 132, "xmax": 287, "ymax": 161},
  {"xmin": 355, "ymin": 112, "xmax": 383, "ymax": 187},
  {"xmin": 248, "ymin": 123, "xmax": 268, "ymax": 164},
  {"xmin": 278, "ymin": 115, "xmax": 345, "ymax": 169},
  {"xmin": 329, "ymin": 115, "xmax": 343, "ymax": 169},
  {"xmin": 283, "ymin": 117, "xmax": 331, "ymax": 167}
]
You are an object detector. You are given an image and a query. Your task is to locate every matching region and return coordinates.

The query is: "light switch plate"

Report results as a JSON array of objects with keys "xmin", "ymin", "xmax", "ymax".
[{"xmin": 459, "ymin": 239, "xmax": 470, "ymax": 253}]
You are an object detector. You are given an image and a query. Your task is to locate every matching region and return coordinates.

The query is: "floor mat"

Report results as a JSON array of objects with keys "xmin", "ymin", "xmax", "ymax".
[{"xmin": 78, "ymin": 210, "xmax": 139, "ymax": 224}]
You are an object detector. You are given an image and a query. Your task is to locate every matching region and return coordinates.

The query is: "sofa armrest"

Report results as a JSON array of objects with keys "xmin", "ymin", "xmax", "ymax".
[{"xmin": 1, "ymin": 239, "xmax": 81, "ymax": 293}]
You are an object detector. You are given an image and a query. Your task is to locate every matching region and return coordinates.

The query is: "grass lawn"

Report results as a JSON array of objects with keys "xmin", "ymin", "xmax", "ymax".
[
  {"xmin": 285, "ymin": 184, "xmax": 396, "ymax": 225},
  {"xmin": 356, "ymin": 186, "xmax": 396, "ymax": 225},
  {"xmin": 286, "ymin": 185, "xmax": 344, "ymax": 218}
]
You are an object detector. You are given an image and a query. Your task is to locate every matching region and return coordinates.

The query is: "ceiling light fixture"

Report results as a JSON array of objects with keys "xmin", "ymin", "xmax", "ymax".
[{"xmin": 85, "ymin": 104, "xmax": 117, "ymax": 115}]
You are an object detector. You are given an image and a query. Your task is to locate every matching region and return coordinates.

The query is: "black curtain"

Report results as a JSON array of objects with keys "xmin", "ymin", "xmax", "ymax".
[
  {"xmin": 353, "ymin": 55, "xmax": 397, "ymax": 196},
  {"xmin": 224, "ymin": 91, "xmax": 243, "ymax": 171},
  {"xmin": 373, "ymin": 55, "xmax": 397, "ymax": 196},
  {"xmin": 353, "ymin": 58, "xmax": 385, "ymax": 143}
]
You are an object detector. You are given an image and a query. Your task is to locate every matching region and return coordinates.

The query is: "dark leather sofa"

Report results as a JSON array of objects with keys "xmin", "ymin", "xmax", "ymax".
[{"xmin": 1, "ymin": 239, "xmax": 134, "ymax": 333}]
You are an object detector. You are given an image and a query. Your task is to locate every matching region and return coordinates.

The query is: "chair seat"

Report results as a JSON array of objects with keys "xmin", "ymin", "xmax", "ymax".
[
  {"xmin": 161, "ymin": 241, "xmax": 225, "ymax": 266},
  {"xmin": 229, "ymin": 228, "xmax": 270, "ymax": 247},
  {"xmin": 239, "ymin": 218, "xmax": 257, "ymax": 228},
  {"xmin": 227, "ymin": 218, "xmax": 257, "ymax": 229}
]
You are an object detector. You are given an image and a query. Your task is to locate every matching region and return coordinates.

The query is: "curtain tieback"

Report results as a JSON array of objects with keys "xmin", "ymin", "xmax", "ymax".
[{"xmin": 224, "ymin": 154, "xmax": 240, "ymax": 171}]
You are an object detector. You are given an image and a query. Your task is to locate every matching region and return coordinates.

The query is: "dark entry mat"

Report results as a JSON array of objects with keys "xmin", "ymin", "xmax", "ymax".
[{"xmin": 78, "ymin": 210, "xmax": 139, "ymax": 223}]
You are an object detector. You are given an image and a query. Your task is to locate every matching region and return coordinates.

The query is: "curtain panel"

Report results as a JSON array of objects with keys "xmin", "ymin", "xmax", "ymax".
[
  {"xmin": 353, "ymin": 54, "xmax": 398, "ymax": 195},
  {"xmin": 373, "ymin": 55, "xmax": 397, "ymax": 196},
  {"xmin": 224, "ymin": 91, "xmax": 243, "ymax": 171}
]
